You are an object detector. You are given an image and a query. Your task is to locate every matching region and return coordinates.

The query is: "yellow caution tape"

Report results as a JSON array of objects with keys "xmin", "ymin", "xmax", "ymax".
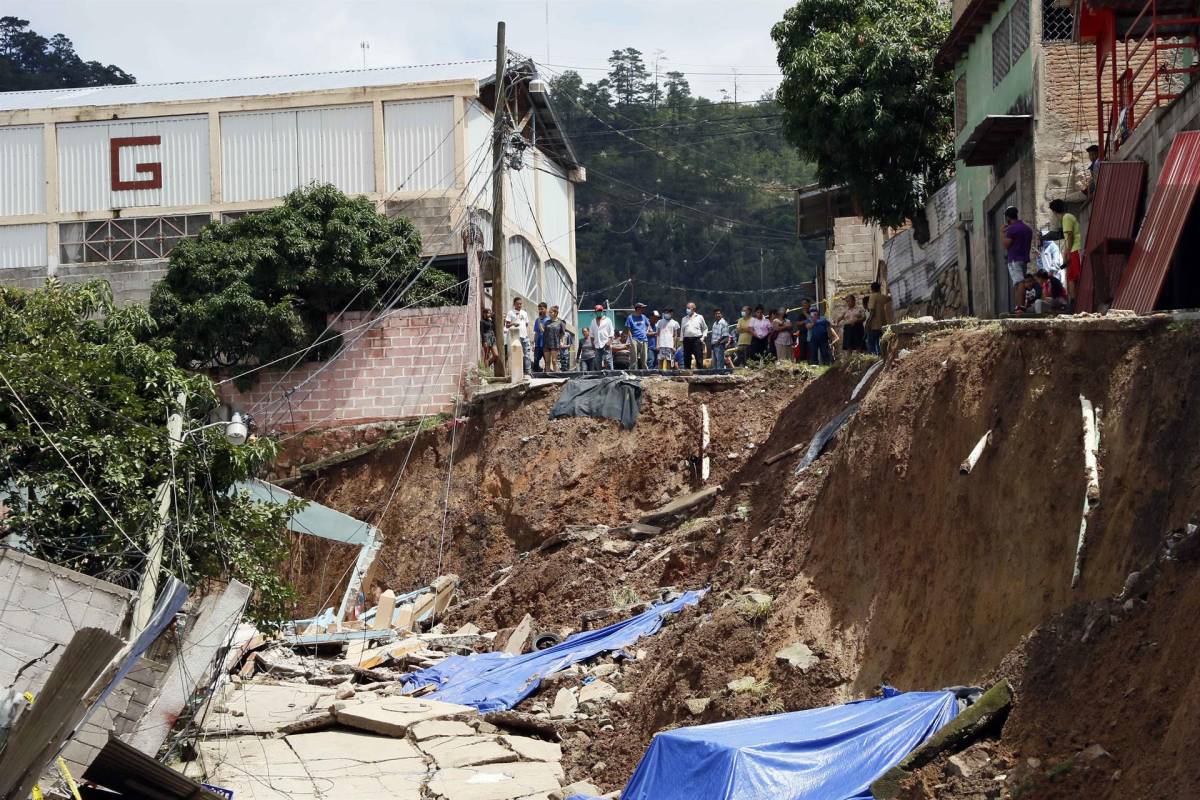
[{"xmin": 21, "ymin": 693, "xmax": 84, "ymax": 800}]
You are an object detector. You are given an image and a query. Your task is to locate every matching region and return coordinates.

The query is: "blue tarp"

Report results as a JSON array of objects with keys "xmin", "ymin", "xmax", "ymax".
[
  {"xmin": 401, "ymin": 590, "xmax": 704, "ymax": 713},
  {"xmin": 584, "ymin": 687, "xmax": 957, "ymax": 800}
]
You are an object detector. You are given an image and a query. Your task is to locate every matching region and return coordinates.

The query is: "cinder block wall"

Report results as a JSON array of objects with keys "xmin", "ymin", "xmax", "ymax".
[
  {"xmin": 218, "ymin": 305, "xmax": 479, "ymax": 432},
  {"xmin": 0, "ymin": 549, "xmax": 167, "ymax": 774}
]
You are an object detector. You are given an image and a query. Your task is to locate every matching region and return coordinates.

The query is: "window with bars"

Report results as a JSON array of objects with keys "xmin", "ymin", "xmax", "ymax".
[
  {"xmin": 1042, "ymin": 0, "xmax": 1074, "ymax": 41},
  {"xmin": 59, "ymin": 214, "xmax": 211, "ymax": 265},
  {"xmin": 955, "ymin": 75, "xmax": 969, "ymax": 135},
  {"xmin": 992, "ymin": 0, "xmax": 1031, "ymax": 87}
]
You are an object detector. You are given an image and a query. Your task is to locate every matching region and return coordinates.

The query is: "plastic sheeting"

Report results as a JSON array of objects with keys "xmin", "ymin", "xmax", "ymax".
[
  {"xmin": 590, "ymin": 687, "xmax": 957, "ymax": 800},
  {"xmin": 549, "ymin": 375, "xmax": 644, "ymax": 430},
  {"xmin": 401, "ymin": 591, "xmax": 704, "ymax": 712}
]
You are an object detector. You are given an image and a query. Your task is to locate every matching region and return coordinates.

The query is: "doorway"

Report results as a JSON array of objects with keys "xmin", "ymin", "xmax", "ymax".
[{"xmin": 990, "ymin": 191, "xmax": 1016, "ymax": 316}]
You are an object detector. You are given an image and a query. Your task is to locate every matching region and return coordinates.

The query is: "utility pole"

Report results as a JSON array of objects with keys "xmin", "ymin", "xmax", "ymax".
[
  {"xmin": 490, "ymin": 21, "xmax": 509, "ymax": 380},
  {"xmin": 131, "ymin": 391, "xmax": 186, "ymax": 636},
  {"xmin": 733, "ymin": 68, "xmax": 739, "ymax": 105}
]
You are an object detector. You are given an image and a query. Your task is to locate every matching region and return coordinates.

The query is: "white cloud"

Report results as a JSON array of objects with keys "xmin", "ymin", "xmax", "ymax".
[{"xmin": 6, "ymin": 0, "xmax": 789, "ymax": 100}]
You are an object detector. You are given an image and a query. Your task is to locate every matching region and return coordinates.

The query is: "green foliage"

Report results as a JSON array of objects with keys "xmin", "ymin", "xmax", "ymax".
[
  {"xmin": 773, "ymin": 0, "xmax": 954, "ymax": 226},
  {"xmin": 549, "ymin": 51, "xmax": 818, "ymax": 315},
  {"xmin": 150, "ymin": 184, "xmax": 457, "ymax": 372},
  {"xmin": 0, "ymin": 279, "xmax": 298, "ymax": 628},
  {"xmin": 0, "ymin": 16, "xmax": 134, "ymax": 91}
]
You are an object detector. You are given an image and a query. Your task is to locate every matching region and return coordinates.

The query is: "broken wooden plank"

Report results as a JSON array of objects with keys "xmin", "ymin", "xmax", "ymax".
[
  {"xmin": 763, "ymin": 441, "xmax": 805, "ymax": 466},
  {"xmin": 640, "ymin": 484, "xmax": 723, "ymax": 525}
]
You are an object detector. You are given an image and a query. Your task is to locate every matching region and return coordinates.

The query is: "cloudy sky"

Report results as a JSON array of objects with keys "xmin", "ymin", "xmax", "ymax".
[{"xmin": 8, "ymin": 1, "xmax": 791, "ymax": 101}]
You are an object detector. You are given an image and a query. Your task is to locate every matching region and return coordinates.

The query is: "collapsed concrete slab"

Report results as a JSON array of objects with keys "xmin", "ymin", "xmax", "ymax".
[
  {"xmin": 426, "ymin": 761, "xmax": 565, "ymax": 800},
  {"xmin": 410, "ymin": 718, "xmax": 477, "ymax": 741},
  {"xmin": 335, "ymin": 697, "xmax": 477, "ymax": 737},
  {"xmin": 501, "ymin": 734, "xmax": 563, "ymax": 762},
  {"xmin": 418, "ymin": 734, "xmax": 518, "ymax": 768},
  {"xmin": 200, "ymin": 682, "xmax": 334, "ymax": 735}
]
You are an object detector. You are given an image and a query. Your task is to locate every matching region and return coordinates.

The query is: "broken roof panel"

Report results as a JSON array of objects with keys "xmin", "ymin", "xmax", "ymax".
[{"xmin": 235, "ymin": 479, "xmax": 375, "ymax": 546}]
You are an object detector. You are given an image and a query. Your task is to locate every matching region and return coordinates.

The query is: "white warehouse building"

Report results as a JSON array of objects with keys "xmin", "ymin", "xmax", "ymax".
[{"xmin": 0, "ymin": 59, "xmax": 584, "ymax": 313}]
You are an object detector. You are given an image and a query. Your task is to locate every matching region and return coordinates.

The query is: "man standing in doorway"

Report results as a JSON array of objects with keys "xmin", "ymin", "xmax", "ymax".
[
  {"xmin": 679, "ymin": 302, "xmax": 709, "ymax": 369},
  {"xmin": 590, "ymin": 305, "xmax": 615, "ymax": 371},
  {"xmin": 1002, "ymin": 206, "xmax": 1034, "ymax": 311},
  {"xmin": 504, "ymin": 296, "xmax": 531, "ymax": 377},
  {"xmin": 531, "ymin": 302, "xmax": 549, "ymax": 373},
  {"xmin": 1049, "ymin": 199, "xmax": 1082, "ymax": 305},
  {"xmin": 865, "ymin": 282, "xmax": 892, "ymax": 355},
  {"xmin": 626, "ymin": 302, "xmax": 652, "ymax": 370},
  {"xmin": 1085, "ymin": 144, "xmax": 1101, "ymax": 195}
]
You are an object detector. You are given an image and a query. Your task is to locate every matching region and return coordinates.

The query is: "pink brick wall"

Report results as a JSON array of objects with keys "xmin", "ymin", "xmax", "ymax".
[{"xmin": 218, "ymin": 303, "xmax": 480, "ymax": 432}]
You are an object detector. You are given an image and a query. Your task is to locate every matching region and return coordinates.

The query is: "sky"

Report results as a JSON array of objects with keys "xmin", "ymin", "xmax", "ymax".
[{"xmin": 7, "ymin": 1, "xmax": 791, "ymax": 101}]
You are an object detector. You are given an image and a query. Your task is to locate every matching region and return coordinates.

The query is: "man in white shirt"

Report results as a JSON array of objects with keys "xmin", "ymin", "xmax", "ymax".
[
  {"xmin": 679, "ymin": 301, "xmax": 709, "ymax": 369},
  {"xmin": 590, "ymin": 304, "xmax": 615, "ymax": 371},
  {"xmin": 655, "ymin": 308, "xmax": 681, "ymax": 370},
  {"xmin": 504, "ymin": 296, "xmax": 531, "ymax": 376}
]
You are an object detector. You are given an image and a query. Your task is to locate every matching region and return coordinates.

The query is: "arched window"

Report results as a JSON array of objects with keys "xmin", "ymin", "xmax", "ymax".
[
  {"xmin": 544, "ymin": 259, "xmax": 575, "ymax": 327},
  {"xmin": 505, "ymin": 235, "xmax": 540, "ymax": 302}
]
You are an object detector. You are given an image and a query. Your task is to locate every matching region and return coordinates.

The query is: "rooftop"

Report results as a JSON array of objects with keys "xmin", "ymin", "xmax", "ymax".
[{"xmin": 0, "ymin": 60, "xmax": 494, "ymax": 112}]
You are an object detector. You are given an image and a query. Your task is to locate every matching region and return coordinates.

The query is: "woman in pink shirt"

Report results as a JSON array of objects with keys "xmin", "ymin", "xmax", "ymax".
[{"xmin": 749, "ymin": 305, "xmax": 773, "ymax": 361}]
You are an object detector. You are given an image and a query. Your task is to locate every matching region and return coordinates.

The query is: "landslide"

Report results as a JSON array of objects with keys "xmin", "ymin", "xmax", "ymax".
[
  {"xmin": 286, "ymin": 316, "xmax": 1200, "ymax": 798},
  {"xmin": 285, "ymin": 366, "xmax": 825, "ymax": 619}
]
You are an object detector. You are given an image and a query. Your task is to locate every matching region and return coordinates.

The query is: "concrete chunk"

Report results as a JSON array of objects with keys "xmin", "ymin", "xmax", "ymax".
[
  {"xmin": 501, "ymin": 734, "xmax": 562, "ymax": 762},
  {"xmin": 419, "ymin": 735, "xmax": 519, "ymax": 768},
  {"xmin": 201, "ymin": 681, "xmax": 333, "ymax": 735},
  {"xmin": 410, "ymin": 719, "xmax": 477, "ymax": 741},
  {"xmin": 335, "ymin": 697, "xmax": 477, "ymax": 737},
  {"xmin": 775, "ymin": 642, "xmax": 819, "ymax": 672},
  {"xmin": 578, "ymin": 680, "xmax": 617, "ymax": 704},
  {"xmin": 550, "ymin": 688, "xmax": 578, "ymax": 718}
]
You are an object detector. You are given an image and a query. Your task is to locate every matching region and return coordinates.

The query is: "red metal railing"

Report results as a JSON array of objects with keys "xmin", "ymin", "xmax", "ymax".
[{"xmin": 1099, "ymin": 0, "xmax": 1200, "ymax": 155}]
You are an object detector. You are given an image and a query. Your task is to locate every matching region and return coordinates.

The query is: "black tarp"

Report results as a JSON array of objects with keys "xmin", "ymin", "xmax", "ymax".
[{"xmin": 549, "ymin": 375, "xmax": 644, "ymax": 429}]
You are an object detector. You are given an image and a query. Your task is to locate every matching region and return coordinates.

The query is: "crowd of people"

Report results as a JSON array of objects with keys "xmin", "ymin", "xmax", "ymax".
[
  {"xmin": 480, "ymin": 285, "xmax": 895, "ymax": 376},
  {"xmin": 1001, "ymin": 145, "xmax": 1094, "ymax": 314}
]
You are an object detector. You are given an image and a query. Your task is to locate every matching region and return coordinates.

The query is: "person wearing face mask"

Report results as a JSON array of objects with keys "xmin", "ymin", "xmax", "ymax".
[
  {"xmin": 679, "ymin": 302, "xmax": 709, "ymax": 369},
  {"xmin": 748, "ymin": 305, "xmax": 772, "ymax": 361},
  {"xmin": 736, "ymin": 306, "xmax": 753, "ymax": 366},
  {"xmin": 655, "ymin": 308, "xmax": 681, "ymax": 370}
]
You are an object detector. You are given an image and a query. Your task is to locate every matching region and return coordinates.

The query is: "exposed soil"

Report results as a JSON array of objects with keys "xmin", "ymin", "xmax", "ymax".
[{"xmin": 281, "ymin": 316, "xmax": 1200, "ymax": 798}]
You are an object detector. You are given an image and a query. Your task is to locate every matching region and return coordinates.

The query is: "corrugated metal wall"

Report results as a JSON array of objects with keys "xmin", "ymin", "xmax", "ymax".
[
  {"xmin": 537, "ymin": 155, "xmax": 571, "ymax": 259},
  {"xmin": 0, "ymin": 125, "xmax": 45, "ymax": 216},
  {"xmin": 57, "ymin": 115, "xmax": 210, "ymax": 212},
  {"xmin": 464, "ymin": 101, "xmax": 493, "ymax": 208},
  {"xmin": 383, "ymin": 98, "xmax": 455, "ymax": 192},
  {"xmin": 0, "ymin": 223, "xmax": 47, "ymax": 268},
  {"xmin": 222, "ymin": 104, "xmax": 374, "ymax": 202}
]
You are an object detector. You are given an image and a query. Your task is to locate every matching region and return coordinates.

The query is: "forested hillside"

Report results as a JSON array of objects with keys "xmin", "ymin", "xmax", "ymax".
[{"xmin": 545, "ymin": 49, "xmax": 819, "ymax": 314}]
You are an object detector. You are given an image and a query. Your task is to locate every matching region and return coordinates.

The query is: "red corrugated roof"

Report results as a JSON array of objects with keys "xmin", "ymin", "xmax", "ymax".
[
  {"xmin": 1113, "ymin": 131, "xmax": 1200, "ymax": 312},
  {"xmin": 1077, "ymin": 160, "xmax": 1147, "ymax": 312}
]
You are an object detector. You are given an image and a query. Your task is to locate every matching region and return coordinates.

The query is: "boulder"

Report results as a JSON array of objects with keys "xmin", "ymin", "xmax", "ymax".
[
  {"xmin": 578, "ymin": 680, "xmax": 618, "ymax": 704},
  {"xmin": 551, "ymin": 688, "xmax": 578, "ymax": 718},
  {"xmin": 775, "ymin": 642, "xmax": 819, "ymax": 672},
  {"xmin": 682, "ymin": 697, "xmax": 711, "ymax": 716}
]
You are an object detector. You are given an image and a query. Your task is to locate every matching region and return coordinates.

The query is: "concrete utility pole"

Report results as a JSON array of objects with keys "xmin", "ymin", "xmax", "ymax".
[
  {"xmin": 491, "ymin": 20, "xmax": 510, "ymax": 381},
  {"xmin": 131, "ymin": 391, "xmax": 186, "ymax": 636}
]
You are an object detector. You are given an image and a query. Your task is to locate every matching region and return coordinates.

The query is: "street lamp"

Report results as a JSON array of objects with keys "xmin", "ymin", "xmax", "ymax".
[{"xmin": 180, "ymin": 412, "xmax": 250, "ymax": 446}]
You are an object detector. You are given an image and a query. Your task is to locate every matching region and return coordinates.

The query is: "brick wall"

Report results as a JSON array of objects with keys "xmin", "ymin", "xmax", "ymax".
[
  {"xmin": 218, "ymin": 303, "xmax": 481, "ymax": 433},
  {"xmin": 0, "ymin": 548, "xmax": 167, "ymax": 775}
]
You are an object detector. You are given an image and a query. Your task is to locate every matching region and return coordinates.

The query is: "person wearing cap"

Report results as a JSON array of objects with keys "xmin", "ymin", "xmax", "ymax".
[
  {"xmin": 590, "ymin": 304, "xmax": 615, "ymax": 370},
  {"xmin": 626, "ymin": 302, "xmax": 652, "ymax": 370}
]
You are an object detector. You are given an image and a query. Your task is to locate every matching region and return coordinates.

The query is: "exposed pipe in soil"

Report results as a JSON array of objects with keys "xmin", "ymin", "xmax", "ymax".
[
  {"xmin": 701, "ymin": 403, "xmax": 711, "ymax": 482},
  {"xmin": 851, "ymin": 359, "xmax": 885, "ymax": 401},
  {"xmin": 794, "ymin": 401, "xmax": 861, "ymax": 474},
  {"xmin": 1073, "ymin": 395, "xmax": 1102, "ymax": 587},
  {"xmin": 959, "ymin": 430, "xmax": 992, "ymax": 475}
]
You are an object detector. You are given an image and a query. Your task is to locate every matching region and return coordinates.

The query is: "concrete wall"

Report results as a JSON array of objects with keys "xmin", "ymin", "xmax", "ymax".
[
  {"xmin": 217, "ymin": 303, "xmax": 480, "ymax": 432},
  {"xmin": 823, "ymin": 216, "xmax": 884, "ymax": 309},
  {"xmin": 0, "ymin": 549, "xmax": 166, "ymax": 775}
]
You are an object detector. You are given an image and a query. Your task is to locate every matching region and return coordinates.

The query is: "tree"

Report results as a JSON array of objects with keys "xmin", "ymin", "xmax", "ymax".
[
  {"xmin": 607, "ymin": 48, "xmax": 650, "ymax": 107},
  {"xmin": 664, "ymin": 71, "xmax": 693, "ymax": 117},
  {"xmin": 0, "ymin": 16, "xmax": 134, "ymax": 91},
  {"xmin": 150, "ymin": 183, "xmax": 457, "ymax": 374},
  {"xmin": 773, "ymin": 0, "xmax": 954, "ymax": 226},
  {"xmin": 0, "ymin": 280, "xmax": 298, "ymax": 628}
]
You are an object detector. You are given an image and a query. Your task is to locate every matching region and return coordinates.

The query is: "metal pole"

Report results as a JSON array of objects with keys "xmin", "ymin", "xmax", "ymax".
[
  {"xmin": 491, "ymin": 20, "xmax": 509, "ymax": 381},
  {"xmin": 131, "ymin": 390, "xmax": 186, "ymax": 636}
]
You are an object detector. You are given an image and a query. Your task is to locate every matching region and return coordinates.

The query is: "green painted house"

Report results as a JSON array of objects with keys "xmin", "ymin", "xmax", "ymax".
[{"xmin": 937, "ymin": 0, "xmax": 1096, "ymax": 315}]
